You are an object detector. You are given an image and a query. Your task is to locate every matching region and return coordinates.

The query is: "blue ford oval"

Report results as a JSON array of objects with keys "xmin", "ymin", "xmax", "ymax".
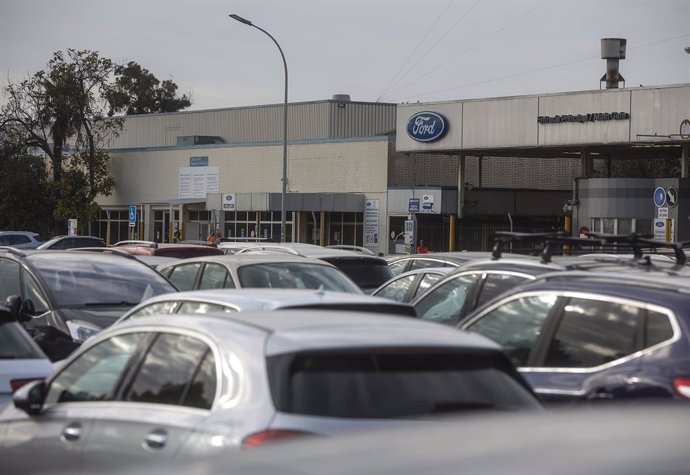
[{"xmin": 406, "ymin": 111, "xmax": 448, "ymax": 142}]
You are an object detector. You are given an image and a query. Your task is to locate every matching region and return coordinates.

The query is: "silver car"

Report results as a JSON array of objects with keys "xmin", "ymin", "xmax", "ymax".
[
  {"xmin": 115, "ymin": 288, "xmax": 417, "ymax": 325},
  {"xmin": 156, "ymin": 254, "xmax": 363, "ymax": 293},
  {"xmin": 0, "ymin": 310, "xmax": 540, "ymax": 473}
]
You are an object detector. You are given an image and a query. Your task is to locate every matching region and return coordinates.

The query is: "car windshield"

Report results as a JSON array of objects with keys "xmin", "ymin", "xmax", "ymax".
[
  {"xmin": 237, "ymin": 262, "xmax": 361, "ymax": 293},
  {"xmin": 29, "ymin": 254, "xmax": 177, "ymax": 307},
  {"xmin": 267, "ymin": 349, "xmax": 540, "ymax": 418}
]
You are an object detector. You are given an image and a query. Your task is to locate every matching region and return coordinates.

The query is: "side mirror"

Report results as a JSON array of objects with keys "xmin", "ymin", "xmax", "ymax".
[
  {"xmin": 21, "ymin": 298, "xmax": 36, "ymax": 317},
  {"xmin": 5, "ymin": 295, "xmax": 22, "ymax": 315},
  {"xmin": 13, "ymin": 380, "xmax": 47, "ymax": 416}
]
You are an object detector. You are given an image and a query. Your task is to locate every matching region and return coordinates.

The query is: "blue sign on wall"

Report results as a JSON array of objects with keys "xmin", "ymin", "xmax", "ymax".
[
  {"xmin": 408, "ymin": 198, "xmax": 420, "ymax": 213},
  {"xmin": 406, "ymin": 111, "xmax": 448, "ymax": 143},
  {"xmin": 190, "ymin": 156, "xmax": 209, "ymax": 167},
  {"xmin": 128, "ymin": 205, "xmax": 137, "ymax": 228},
  {"xmin": 653, "ymin": 187, "xmax": 666, "ymax": 207}
]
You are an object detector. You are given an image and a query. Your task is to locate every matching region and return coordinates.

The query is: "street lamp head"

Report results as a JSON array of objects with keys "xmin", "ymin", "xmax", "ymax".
[{"xmin": 229, "ymin": 14, "xmax": 253, "ymax": 26}]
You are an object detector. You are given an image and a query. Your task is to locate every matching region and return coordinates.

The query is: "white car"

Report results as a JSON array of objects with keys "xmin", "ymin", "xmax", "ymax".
[
  {"xmin": 0, "ymin": 307, "xmax": 52, "ymax": 408},
  {"xmin": 114, "ymin": 288, "xmax": 417, "ymax": 325},
  {"xmin": 1, "ymin": 310, "xmax": 540, "ymax": 474}
]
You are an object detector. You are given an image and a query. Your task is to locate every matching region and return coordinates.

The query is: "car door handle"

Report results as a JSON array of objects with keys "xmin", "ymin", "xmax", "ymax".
[
  {"xmin": 61, "ymin": 422, "xmax": 82, "ymax": 441},
  {"xmin": 144, "ymin": 429, "xmax": 168, "ymax": 450}
]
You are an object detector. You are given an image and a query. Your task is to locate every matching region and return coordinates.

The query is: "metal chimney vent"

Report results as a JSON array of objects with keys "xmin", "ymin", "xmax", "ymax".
[
  {"xmin": 332, "ymin": 94, "xmax": 351, "ymax": 102},
  {"xmin": 600, "ymin": 38, "xmax": 626, "ymax": 89}
]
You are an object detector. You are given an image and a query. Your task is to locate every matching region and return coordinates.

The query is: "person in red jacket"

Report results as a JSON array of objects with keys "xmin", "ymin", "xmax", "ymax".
[{"xmin": 416, "ymin": 240, "xmax": 428, "ymax": 254}]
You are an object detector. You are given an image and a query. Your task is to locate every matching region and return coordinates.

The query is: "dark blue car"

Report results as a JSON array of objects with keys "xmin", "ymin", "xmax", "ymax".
[{"xmin": 457, "ymin": 271, "xmax": 690, "ymax": 403}]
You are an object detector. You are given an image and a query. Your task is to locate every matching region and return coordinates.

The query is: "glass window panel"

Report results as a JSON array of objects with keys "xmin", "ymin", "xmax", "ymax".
[
  {"xmin": 646, "ymin": 310, "xmax": 674, "ymax": 347},
  {"xmin": 544, "ymin": 298, "xmax": 640, "ymax": 368},
  {"xmin": 177, "ymin": 301, "xmax": 237, "ymax": 314},
  {"xmin": 126, "ymin": 301, "xmax": 178, "ymax": 320},
  {"xmin": 476, "ymin": 274, "xmax": 531, "ymax": 308},
  {"xmin": 46, "ymin": 333, "xmax": 144, "ymax": 403},
  {"xmin": 602, "ymin": 218, "xmax": 615, "ymax": 234},
  {"xmin": 199, "ymin": 263, "xmax": 229, "ymax": 290},
  {"xmin": 467, "ymin": 294, "xmax": 557, "ymax": 367},
  {"xmin": 167, "ymin": 263, "xmax": 201, "ymax": 291},
  {"xmin": 617, "ymin": 218, "xmax": 632, "ymax": 235},
  {"xmin": 415, "ymin": 273, "xmax": 480, "ymax": 325},
  {"xmin": 415, "ymin": 273, "xmax": 444, "ymax": 298},
  {"xmin": 21, "ymin": 272, "xmax": 49, "ymax": 314},
  {"xmin": 125, "ymin": 333, "xmax": 213, "ymax": 408},
  {"xmin": 0, "ymin": 258, "xmax": 21, "ymax": 301},
  {"xmin": 375, "ymin": 275, "xmax": 416, "ymax": 302}
]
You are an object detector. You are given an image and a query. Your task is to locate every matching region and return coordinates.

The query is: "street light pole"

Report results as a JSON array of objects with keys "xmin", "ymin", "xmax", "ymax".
[{"xmin": 229, "ymin": 14, "xmax": 288, "ymax": 243}]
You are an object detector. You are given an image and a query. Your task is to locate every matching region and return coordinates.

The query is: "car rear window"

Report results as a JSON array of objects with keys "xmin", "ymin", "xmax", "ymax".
[
  {"xmin": 321, "ymin": 258, "xmax": 393, "ymax": 292},
  {"xmin": 267, "ymin": 349, "xmax": 539, "ymax": 418},
  {"xmin": 155, "ymin": 248, "xmax": 224, "ymax": 259}
]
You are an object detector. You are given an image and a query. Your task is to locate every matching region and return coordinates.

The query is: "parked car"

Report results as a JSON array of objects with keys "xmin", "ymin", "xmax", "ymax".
[
  {"xmin": 386, "ymin": 251, "xmax": 532, "ymax": 277},
  {"xmin": 0, "ymin": 231, "xmax": 42, "ymax": 249},
  {"xmin": 457, "ymin": 271, "xmax": 690, "ymax": 403},
  {"xmin": 112, "ymin": 240, "xmax": 224, "ymax": 259},
  {"xmin": 37, "ymin": 235, "xmax": 106, "ymax": 250},
  {"xmin": 413, "ymin": 258, "xmax": 568, "ymax": 326},
  {"xmin": 115, "ymin": 288, "xmax": 417, "ymax": 325},
  {"xmin": 67, "ymin": 248, "xmax": 181, "ymax": 270},
  {"xmin": 0, "ymin": 300, "xmax": 53, "ymax": 408},
  {"xmin": 0, "ymin": 248, "xmax": 177, "ymax": 361},
  {"xmin": 0, "ymin": 310, "xmax": 540, "ymax": 473},
  {"xmin": 157, "ymin": 254, "xmax": 363, "ymax": 294},
  {"xmin": 235, "ymin": 244, "xmax": 392, "ymax": 293},
  {"xmin": 372, "ymin": 267, "xmax": 453, "ymax": 303}
]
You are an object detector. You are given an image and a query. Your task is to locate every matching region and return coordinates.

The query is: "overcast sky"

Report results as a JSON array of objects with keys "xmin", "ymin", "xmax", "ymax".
[{"xmin": 2, "ymin": 0, "xmax": 689, "ymax": 111}]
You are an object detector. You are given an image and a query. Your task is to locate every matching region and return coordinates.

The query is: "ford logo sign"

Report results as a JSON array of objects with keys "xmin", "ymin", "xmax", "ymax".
[
  {"xmin": 656, "ymin": 221, "xmax": 664, "ymax": 227},
  {"xmin": 406, "ymin": 111, "xmax": 448, "ymax": 143}
]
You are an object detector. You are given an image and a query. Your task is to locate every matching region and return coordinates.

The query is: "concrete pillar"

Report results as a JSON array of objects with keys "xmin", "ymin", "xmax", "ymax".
[{"xmin": 581, "ymin": 150, "xmax": 593, "ymax": 178}]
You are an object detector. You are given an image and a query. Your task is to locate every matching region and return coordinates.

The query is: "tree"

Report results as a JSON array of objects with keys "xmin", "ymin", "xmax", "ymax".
[
  {"xmin": 106, "ymin": 61, "xmax": 192, "ymax": 116},
  {"xmin": 0, "ymin": 136, "xmax": 54, "ymax": 236},
  {"xmin": 0, "ymin": 49, "xmax": 123, "ymax": 234}
]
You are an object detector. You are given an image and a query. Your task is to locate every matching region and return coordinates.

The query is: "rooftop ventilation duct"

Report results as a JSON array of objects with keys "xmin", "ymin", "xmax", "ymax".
[{"xmin": 600, "ymin": 38, "xmax": 626, "ymax": 89}]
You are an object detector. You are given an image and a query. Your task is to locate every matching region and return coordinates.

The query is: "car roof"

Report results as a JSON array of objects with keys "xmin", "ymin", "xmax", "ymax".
[
  {"xmin": 114, "ymin": 310, "xmax": 502, "ymax": 355},
  {"xmin": 127, "ymin": 288, "xmax": 414, "ymax": 311},
  {"xmin": 388, "ymin": 252, "xmax": 532, "ymax": 264},
  {"xmin": 156, "ymin": 253, "xmax": 339, "ymax": 268},
  {"xmin": 236, "ymin": 244, "xmax": 388, "ymax": 261},
  {"xmin": 487, "ymin": 271, "xmax": 690, "ymax": 311}
]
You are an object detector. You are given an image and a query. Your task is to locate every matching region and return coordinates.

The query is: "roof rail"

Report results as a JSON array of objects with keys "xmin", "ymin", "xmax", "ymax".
[
  {"xmin": 0, "ymin": 246, "xmax": 26, "ymax": 257},
  {"xmin": 112, "ymin": 240, "xmax": 158, "ymax": 249},
  {"xmin": 586, "ymin": 232, "xmax": 686, "ymax": 266},
  {"xmin": 177, "ymin": 240, "xmax": 218, "ymax": 247},
  {"xmin": 325, "ymin": 245, "xmax": 376, "ymax": 256},
  {"xmin": 66, "ymin": 247, "xmax": 138, "ymax": 260},
  {"xmin": 235, "ymin": 245, "xmax": 304, "ymax": 257},
  {"xmin": 492, "ymin": 231, "xmax": 567, "ymax": 260}
]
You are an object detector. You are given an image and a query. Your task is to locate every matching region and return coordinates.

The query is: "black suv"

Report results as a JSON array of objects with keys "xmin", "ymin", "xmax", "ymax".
[{"xmin": 0, "ymin": 248, "xmax": 177, "ymax": 360}]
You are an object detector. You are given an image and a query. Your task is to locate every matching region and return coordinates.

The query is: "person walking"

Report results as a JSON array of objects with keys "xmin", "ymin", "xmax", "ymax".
[
  {"xmin": 207, "ymin": 230, "xmax": 217, "ymax": 244},
  {"xmin": 416, "ymin": 239, "xmax": 428, "ymax": 254}
]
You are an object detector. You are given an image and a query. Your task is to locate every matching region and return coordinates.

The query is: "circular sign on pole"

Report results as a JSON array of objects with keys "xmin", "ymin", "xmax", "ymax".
[
  {"xmin": 666, "ymin": 186, "xmax": 679, "ymax": 207},
  {"xmin": 653, "ymin": 187, "xmax": 666, "ymax": 207},
  {"xmin": 680, "ymin": 119, "xmax": 690, "ymax": 140}
]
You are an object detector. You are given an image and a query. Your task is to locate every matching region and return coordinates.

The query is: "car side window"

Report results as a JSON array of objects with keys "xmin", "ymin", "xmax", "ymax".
[
  {"xmin": 126, "ymin": 301, "xmax": 178, "ymax": 320},
  {"xmin": 124, "ymin": 333, "xmax": 217, "ymax": 409},
  {"xmin": 475, "ymin": 274, "xmax": 531, "ymax": 308},
  {"xmin": 177, "ymin": 301, "xmax": 237, "ymax": 314},
  {"xmin": 199, "ymin": 263, "xmax": 233, "ymax": 289},
  {"xmin": 388, "ymin": 260, "xmax": 407, "ymax": 277},
  {"xmin": 466, "ymin": 294, "xmax": 558, "ymax": 367},
  {"xmin": 10, "ymin": 235, "xmax": 30, "ymax": 245},
  {"xmin": 21, "ymin": 272, "xmax": 50, "ymax": 314},
  {"xmin": 45, "ymin": 333, "xmax": 145, "ymax": 404},
  {"xmin": 376, "ymin": 275, "xmax": 416, "ymax": 302},
  {"xmin": 415, "ymin": 273, "xmax": 480, "ymax": 324},
  {"xmin": 543, "ymin": 297, "xmax": 640, "ymax": 368},
  {"xmin": 646, "ymin": 310, "xmax": 674, "ymax": 347},
  {"xmin": 0, "ymin": 258, "xmax": 21, "ymax": 301},
  {"xmin": 167, "ymin": 263, "xmax": 201, "ymax": 291},
  {"xmin": 409, "ymin": 259, "xmax": 440, "ymax": 270},
  {"xmin": 415, "ymin": 272, "xmax": 444, "ymax": 298}
]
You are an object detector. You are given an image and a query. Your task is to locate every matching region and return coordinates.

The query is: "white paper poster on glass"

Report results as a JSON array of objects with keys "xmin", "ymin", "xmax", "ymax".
[
  {"xmin": 179, "ymin": 166, "xmax": 219, "ymax": 199},
  {"xmin": 364, "ymin": 199, "xmax": 379, "ymax": 246}
]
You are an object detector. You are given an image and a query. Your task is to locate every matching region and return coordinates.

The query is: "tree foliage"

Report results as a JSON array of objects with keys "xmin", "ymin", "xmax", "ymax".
[
  {"xmin": 0, "ymin": 50, "xmax": 190, "ymax": 235},
  {"xmin": 106, "ymin": 61, "xmax": 192, "ymax": 116}
]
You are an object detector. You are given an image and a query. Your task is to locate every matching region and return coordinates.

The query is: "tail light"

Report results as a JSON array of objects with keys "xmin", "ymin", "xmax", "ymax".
[
  {"xmin": 673, "ymin": 377, "xmax": 690, "ymax": 400},
  {"xmin": 10, "ymin": 378, "xmax": 40, "ymax": 392},
  {"xmin": 241, "ymin": 429, "xmax": 313, "ymax": 448}
]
